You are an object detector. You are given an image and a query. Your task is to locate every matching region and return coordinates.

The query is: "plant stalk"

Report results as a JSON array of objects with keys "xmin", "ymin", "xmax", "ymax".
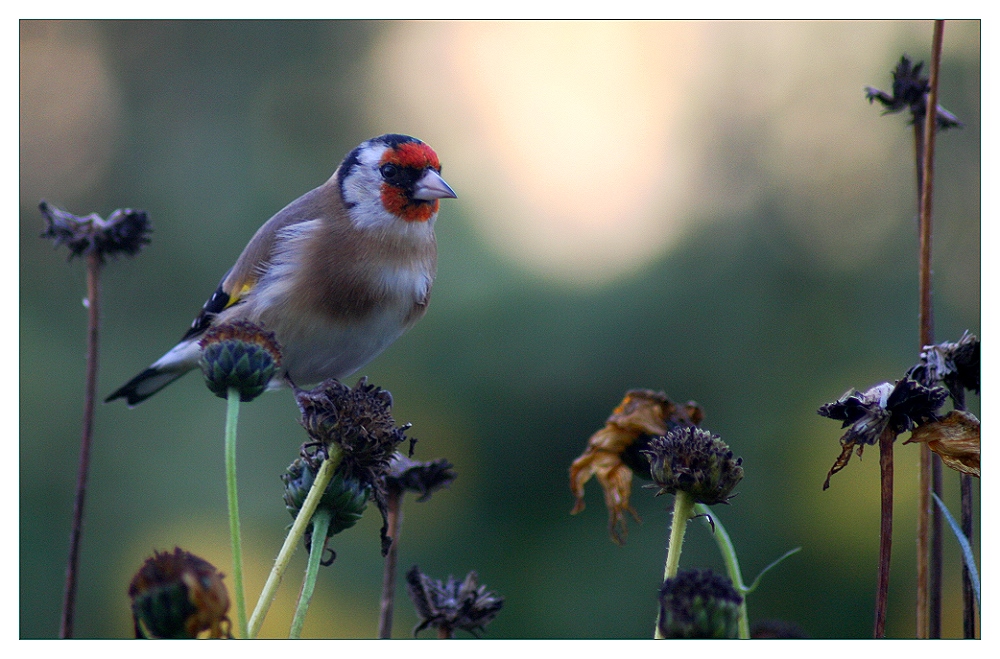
[
  {"xmin": 225, "ymin": 387, "xmax": 249, "ymax": 639},
  {"xmin": 875, "ymin": 426, "xmax": 895, "ymax": 638},
  {"xmin": 693, "ymin": 505, "xmax": 751, "ymax": 639},
  {"xmin": 961, "ymin": 475, "xmax": 976, "ymax": 637},
  {"xmin": 377, "ymin": 487, "xmax": 403, "ymax": 638},
  {"xmin": 916, "ymin": 19, "xmax": 945, "ymax": 639},
  {"xmin": 59, "ymin": 251, "xmax": 102, "ymax": 639},
  {"xmin": 655, "ymin": 490, "xmax": 695, "ymax": 639},
  {"xmin": 289, "ymin": 508, "xmax": 332, "ymax": 638},
  {"xmin": 248, "ymin": 449, "xmax": 341, "ymax": 638}
]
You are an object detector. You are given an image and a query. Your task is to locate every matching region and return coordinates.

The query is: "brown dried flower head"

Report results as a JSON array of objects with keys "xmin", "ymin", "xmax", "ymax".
[
  {"xmin": 910, "ymin": 331, "xmax": 980, "ymax": 407},
  {"xmin": 904, "ymin": 410, "xmax": 980, "ymax": 478},
  {"xmin": 40, "ymin": 201, "xmax": 152, "ymax": 262},
  {"xmin": 818, "ymin": 376, "xmax": 947, "ymax": 489},
  {"xmin": 295, "ymin": 377, "xmax": 411, "ymax": 555},
  {"xmin": 406, "ymin": 565, "xmax": 504, "ymax": 638},
  {"xmin": 569, "ymin": 389, "xmax": 703, "ymax": 545},
  {"xmin": 128, "ymin": 547, "xmax": 230, "ymax": 639}
]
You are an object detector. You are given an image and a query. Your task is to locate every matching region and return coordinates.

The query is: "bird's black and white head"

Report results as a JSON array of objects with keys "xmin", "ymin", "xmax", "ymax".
[{"xmin": 337, "ymin": 134, "xmax": 457, "ymax": 230}]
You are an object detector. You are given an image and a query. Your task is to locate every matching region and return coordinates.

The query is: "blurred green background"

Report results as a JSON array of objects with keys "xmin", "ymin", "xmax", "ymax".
[{"xmin": 20, "ymin": 20, "xmax": 980, "ymax": 639}]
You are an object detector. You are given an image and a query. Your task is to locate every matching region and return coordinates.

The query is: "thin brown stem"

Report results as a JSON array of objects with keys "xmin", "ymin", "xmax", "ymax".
[
  {"xmin": 377, "ymin": 488, "xmax": 403, "ymax": 638},
  {"xmin": 961, "ymin": 474, "xmax": 975, "ymax": 637},
  {"xmin": 60, "ymin": 251, "xmax": 102, "ymax": 639},
  {"xmin": 916, "ymin": 19, "xmax": 945, "ymax": 640},
  {"xmin": 875, "ymin": 426, "xmax": 895, "ymax": 639}
]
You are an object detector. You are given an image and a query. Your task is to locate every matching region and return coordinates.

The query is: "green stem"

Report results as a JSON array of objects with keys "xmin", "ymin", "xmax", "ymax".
[
  {"xmin": 655, "ymin": 490, "xmax": 695, "ymax": 638},
  {"xmin": 248, "ymin": 448, "xmax": 342, "ymax": 638},
  {"xmin": 225, "ymin": 387, "xmax": 249, "ymax": 639},
  {"xmin": 289, "ymin": 509, "xmax": 332, "ymax": 639},
  {"xmin": 694, "ymin": 504, "xmax": 750, "ymax": 640}
]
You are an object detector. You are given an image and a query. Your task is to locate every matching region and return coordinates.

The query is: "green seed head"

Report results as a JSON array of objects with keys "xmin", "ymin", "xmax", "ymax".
[
  {"xmin": 658, "ymin": 569, "xmax": 743, "ymax": 639},
  {"xmin": 198, "ymin": 321, "xmax": 282, "ymax": 402},
  {"xmin": 282, "ymin": 457, "xmax": 371, "ymax": 539}
]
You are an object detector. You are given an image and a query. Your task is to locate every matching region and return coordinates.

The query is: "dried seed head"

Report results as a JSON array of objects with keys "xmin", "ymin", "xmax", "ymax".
[
  {"xmin": 40, "ymin": 201, "xmax": 152, "ymax": 262},
  {"xmin": 864, "ymin": 55, "xmax": 961, "ymax": 129},
  {"xmin": 643, "ymin": 427, "xmax": 744, "ymax": 506},
  {"xmin": 910, "ymin": 331, "xmax": 980, "ymax": 406},
  {"xmin": 128, "ymin": 547, "xmax": 230, "ymax": 639},
  {"xmin": 819, "ymin": 376, "xmax": 947, "ymax": 489},
  {"xmin": 406, "ymin": 565, "xmax": 504, "ymax": 638},
  {"xmin": 295, "ymin": 377, "xmax": 411, "ymax": 555}
]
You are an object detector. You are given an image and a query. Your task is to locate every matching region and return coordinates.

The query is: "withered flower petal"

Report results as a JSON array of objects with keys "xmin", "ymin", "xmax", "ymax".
[
  {"xmin": 295, "ymin": 377, "xmax": 410, "ymax": 555},
  {"xmin": 658, "ymin": 569, "xmax": 743, "ymax": 639},
  {"xmin": 198, "ymin": 320, "xmax": 282, "ymax": 402},
  {"xmin": 904, "ymin": 410, "xmax": 980, "ymax": 478},
  {"xmin": 910, "ymin": 331, "xmax": 980, "ymax": 405},
  {"xmin": 643, "ymin": 427, "xmax": 744, "ymax": 506},
  {"xmin": 819, "ymin": 376, "xmax": 947, "ymax": 488},
  {"xmin": 128, "ymin": 547, "xmax": 230, "ymax": 639},
  {"xmin": 405, "ymin": 565, "xmax": 504, "ymax": 638},
  {"xmin": 385, "ymin": 453, "xmax": 456, "ymax": 501},
  {"xmin": 570, "ymin": 390, "xmax": 703, "ymax": 545},
  {"xmin": 40, "ymin": 201, "xmax": 152, "ymax": 262}
]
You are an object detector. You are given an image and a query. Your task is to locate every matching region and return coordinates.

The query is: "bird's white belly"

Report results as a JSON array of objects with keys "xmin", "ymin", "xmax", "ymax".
[{"xmin": 267, "ymin": 303, "xmax": 413, "ymax": 387}]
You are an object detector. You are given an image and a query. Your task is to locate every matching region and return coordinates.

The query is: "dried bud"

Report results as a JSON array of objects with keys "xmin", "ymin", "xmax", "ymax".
[
  {"xmin": 406, "ymin": 565, "xmax": 504, "ymax": 638},
  {"xmin": 128, "ymin": 547, "xmax": 230, "ymax": 639},
  {"xmin": 198, "ymin": 321, "xmax": 281, "ymax": 402},
  {"xmin": 295, "ymin": 377, "xmax": 410, "ymax": 555},
  {"xmin": 904, "ymin": 410, "xmax": 980, "ymax": 478},
  {"xmin": 385, "ymin": 453, "xmax": 456, "ymax": 501},
  {"xmin": 657, "ymin": 569, "xmax": 743, "ymax": 639},
  {"xmin": 40, "ymin": 201, "xmax": 152, "ymax": 262},
  {"xmin": 282, "ymin": 457, "xmax": 371, "ymax": 560},
  {"xmin": 644, "ymin": 427, "xmax": 744, "ymax": 506},
  {"xmin": 569, "ymin": 389, "xmax": 703, "ymax": 544}
]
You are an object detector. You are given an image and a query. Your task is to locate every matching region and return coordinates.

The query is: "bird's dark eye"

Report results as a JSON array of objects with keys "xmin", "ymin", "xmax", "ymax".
[{"xmin": 379, "ymin": 163, "xmax": 400, "ymax": 181}]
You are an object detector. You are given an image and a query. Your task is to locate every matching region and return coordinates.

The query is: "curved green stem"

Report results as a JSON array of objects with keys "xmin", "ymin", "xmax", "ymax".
[
  {"xmin": 694, "ymin": 503, "xmax": 801, "ymax": 640},
  {"xmin": 655, "ymin": 490, "xmax": 695, "ymax": 638},
  {"xmin": 225, "ymin": 387, "xmax": 248, "ymax": 639},
  {"xmin": 248, "ymin": 448, "xmax": 342, "ymax": 638},
  {"xmin": 694, "ymin": 504, "xmax": 749, "ymax": 639},
  {"xmin": 289, "ymin": 508, "xmax": 332, "ymax": 638}
]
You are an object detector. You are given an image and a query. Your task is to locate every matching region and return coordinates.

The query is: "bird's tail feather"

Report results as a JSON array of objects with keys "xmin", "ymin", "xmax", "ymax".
[{"xmin": 104, "ymin": 367, "xmax": 191, "ymax": 407}]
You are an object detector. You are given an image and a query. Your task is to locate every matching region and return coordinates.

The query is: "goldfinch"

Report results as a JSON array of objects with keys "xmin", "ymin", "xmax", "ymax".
[{"xmin": 106, "ymin": 134, "xmax": 456, "ymax": 406}]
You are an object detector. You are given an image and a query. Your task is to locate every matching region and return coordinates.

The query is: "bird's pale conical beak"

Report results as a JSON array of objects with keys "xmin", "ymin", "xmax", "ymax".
[{"xmin": 412, "ymin": 170, "xmax": 458, "ymax": 200}]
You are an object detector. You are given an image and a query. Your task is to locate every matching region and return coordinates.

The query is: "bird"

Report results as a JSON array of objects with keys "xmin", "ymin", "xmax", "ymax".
[{"xmin": 106, "ymin": 133, "xmax": 456, "ymax": 407}]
